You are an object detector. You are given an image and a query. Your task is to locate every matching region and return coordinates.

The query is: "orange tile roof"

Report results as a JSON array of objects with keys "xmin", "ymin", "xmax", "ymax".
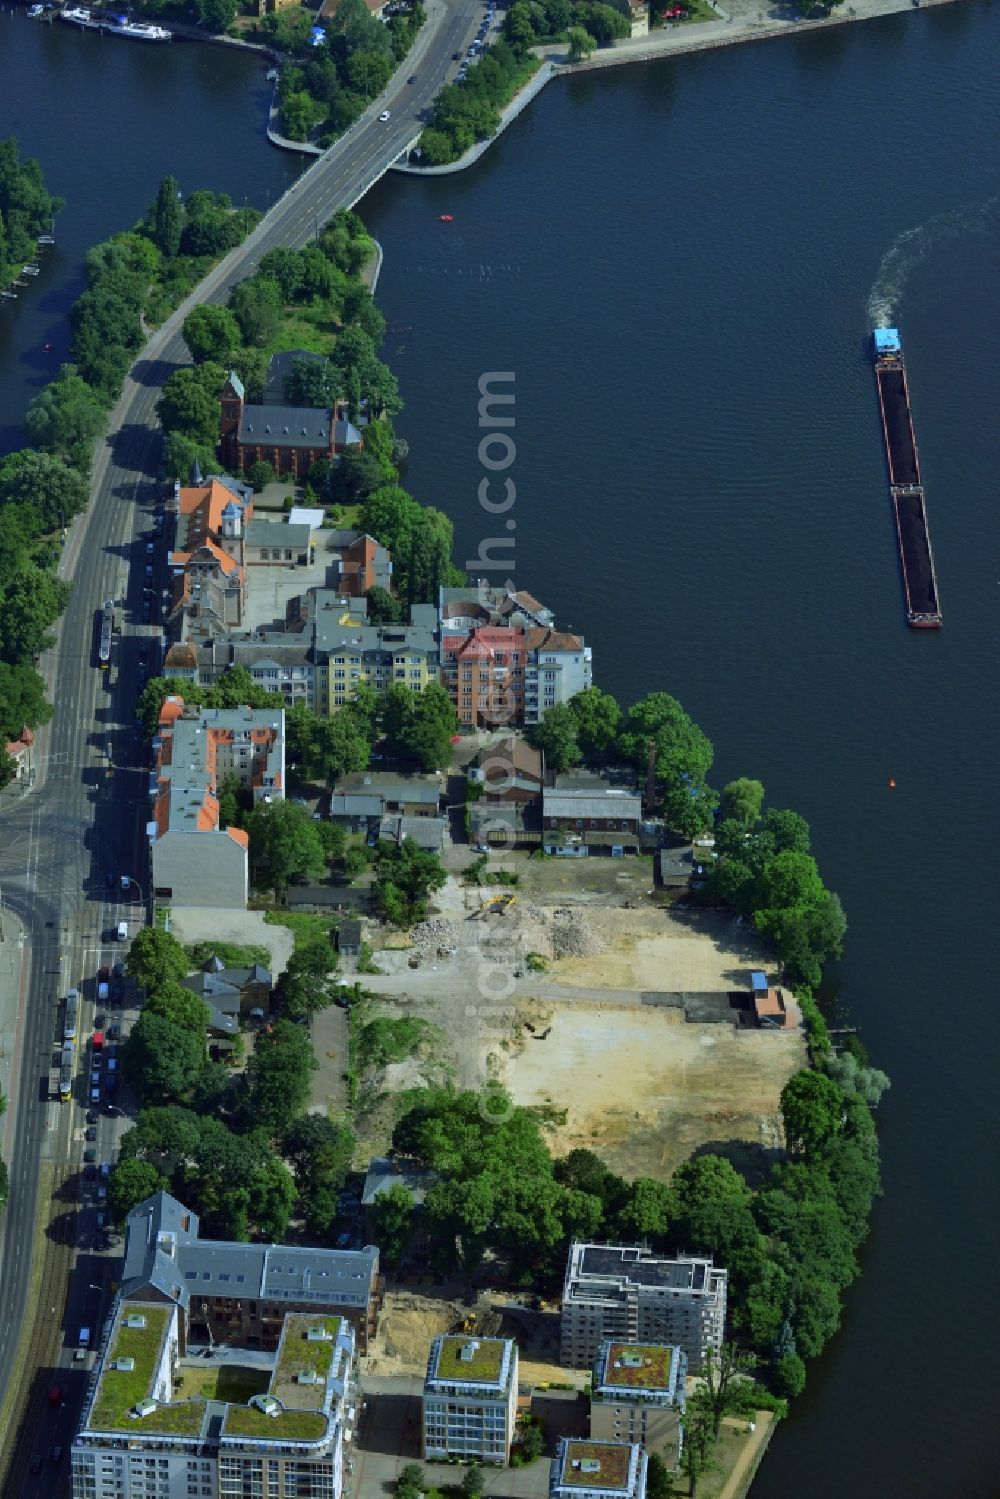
[
  {"xmin": 197, "ymin": 793, "xmax": 220, "ymax": 832},
  {"xmin": 525, "ymin": 627, "xmax": 584, "ymax": 651},
  {"xmin": 226, "ymin": 826, "xmax": 249, "ymax": 849},
  {"xmin": 159, "ymin": 697, "xmax": 186, "ymax": 727}
]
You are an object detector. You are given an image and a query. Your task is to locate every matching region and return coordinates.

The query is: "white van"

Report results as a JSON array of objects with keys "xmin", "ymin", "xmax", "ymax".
[{"xmin": 116, "ymin": 920, "xmax": 128, "ymax": 942}]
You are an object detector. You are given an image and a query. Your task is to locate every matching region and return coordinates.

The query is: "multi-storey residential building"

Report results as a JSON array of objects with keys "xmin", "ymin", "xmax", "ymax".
[
  {"xmin": 439, "ymin": 585, "xmax": 592, "ymax": 725},
  {"xmin": 163, "ymin": 591, "xmax": 432, "ymax": 719},
  {"xmin": 71, "ymin": 1298, "xmax": 357, "ymax": 1499},
  {"xmin": 523, "ymin": 627, "xmax": 592, "ymax": 726},
  {"xmin": 119, "ymin": 1192, "xmax": 381, "ymax": 1354},
  {"xmin": 422, "ymin": 1336, "xmax": 518, "ymax": 1464},
  {"xmin": 441, "ymin": 626, "xmax": 525, "ymax": 728},
  {"xmin": 590, "ymin": 1343, "xmax": 687, "ymax": 1469},
  {"xmin": 560, "ymin": 1244, "xmax": 727, "ymax": 1373},
  {"xmin": 168, "ymin": 476, "xmax": 255, "ymax": 627},
  {"xmin": 149, "ymin": 699, "xmax": 284, "ymax": 909},
  {"xmin": 314, "ymin": 597, "xmax": 439, "ymax": 713},
  {"xmin": 549, "ymin": 1440, "xmax": 648, "ymax": 1499}
]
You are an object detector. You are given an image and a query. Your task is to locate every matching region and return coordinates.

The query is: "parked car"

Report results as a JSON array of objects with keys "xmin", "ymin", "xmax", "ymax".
[
  {"xmin": 85, "ymin": 1165, "xmax": 96, "ymax": 1182},
  {"xmin": 86, "ymin": 1109, "xmax": 99, "ymax": 1125},
  {"xmin": 407, "ymin": 73, "xmax": 417, "ymax": 83},
  {"xmin": 30, "ymin": 1456, "xmax": 42, "ymax": 1475},
  {"xmin": 90, "ymin": 1087, "xmax": 101, "ymax": 1106}
]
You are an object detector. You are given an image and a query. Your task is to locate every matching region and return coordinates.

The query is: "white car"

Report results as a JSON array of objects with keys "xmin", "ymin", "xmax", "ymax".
[{"xmin": 379, "ymin": 109, "xmax": 391, "ymax": 121}]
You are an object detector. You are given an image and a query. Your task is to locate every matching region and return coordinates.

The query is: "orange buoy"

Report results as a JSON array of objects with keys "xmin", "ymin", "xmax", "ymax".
[{"xmin": 888, "ymin": 777, "xmax": 897, "ymax": 789}]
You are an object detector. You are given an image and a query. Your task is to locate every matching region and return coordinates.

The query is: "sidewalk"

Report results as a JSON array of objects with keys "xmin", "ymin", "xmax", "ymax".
[{"xmin": 0, "ymin": 909, "xmax": 29, "ymax": 1164}]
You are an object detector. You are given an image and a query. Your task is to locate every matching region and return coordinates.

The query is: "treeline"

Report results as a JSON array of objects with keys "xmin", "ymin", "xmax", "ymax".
[
  {"xmin": 529, "ymin": 689, "xmax": 846, "ymax": 993},
  {"xmin": 417, "ymin": 39, "xmax": 540, "ymax": 166},
  {"xmin": 0, "ymin": 137, "xmax": 63, "ymax": 292},
  {"xmin": 275, "ymin": 0, "xmax": 427, "ymax": 145},
  {"xmin": 0, "ymin": 173, "xmax": 261, "ymax": 782},
  {"xmin": 114, "ymin": 925, "xmax": 355, "ymax": 1240},
  {"xmin": 384, "ymin": 1070, "xmax": 885, "ymax": 1400},
  {"xmin": 162, "ymin": 208, "xmax": 397, "ymax": 484},
  {"xmin": 504, "ymin": 0, "xmax": 631, "ymax": 48},
  {"xmin": 128, "ymin": 0, "xmax": 239, "ymax": 35}
]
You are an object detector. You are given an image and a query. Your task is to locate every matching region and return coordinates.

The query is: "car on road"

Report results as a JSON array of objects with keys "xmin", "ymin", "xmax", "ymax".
[
  {"xmin": 142, "ymin": 603, "xmax": 151, "ymax": 622},
  {"xmin": 86, "ymin": 1109, "xmax": 99, "ymax": 1125},
  {"xmin": 94, "ymin": 1011, "xmax": 106, "ymax": 1028},
  {"xmin": 48, "ymin": 1386, "xmax": 62, "ymax": 1408},
  {"xmin": 452, "ymin": 49, "xmax": 461, "ymax": 58},
  {"xmin": 107, "ymin": 1025, "xmax": 120, "ymax": 1041},
  {"xmin": 112, "ymin": 961, "xmax": 124, "ymax": 978},
  {"xmin": 85, "ymin": 1165, "xmax": 96, "ymax": 1182},
  {"xmin": 407, "ymin": 73, "xmax": 417, "ymax": 83},
  {"xmin": 30, "ymin": 1456, "xmax": 42, "ymax": 1475},
  {"xmin": 111, "ymin": 981, "xmax": 124, "ymax": 1003},
  {"xmin": 90, "ymin": 1087, "xmax": 101, "ymax": 1105},
  {"xmin": 84, "ymin": 1132, "xmax": 96, "ymax": 1145},
  {"xmin": 378, "ymin": 109, "xmax": 391, "ymax": 121},
  {"xmin": 145, "ymin": 541, "xmax": 154, "ymax": 554},
  {"xmin": 472, "ymin": 843, "xmax": 490, "ymax": 854}
]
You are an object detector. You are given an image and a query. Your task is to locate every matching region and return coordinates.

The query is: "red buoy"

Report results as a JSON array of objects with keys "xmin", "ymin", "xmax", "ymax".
[
  {"xmin": 439, "ymin": 214, "xmax": 454, "ymax": 223},
  {"xmin": 888, "ymin": 777, "xmax": 897, "ymax": 789}
]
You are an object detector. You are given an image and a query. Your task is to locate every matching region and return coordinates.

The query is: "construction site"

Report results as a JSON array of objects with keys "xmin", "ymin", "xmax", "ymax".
[{"xmin": 360, "ymin": 860, "xmax": 807, "ymax": 1182}]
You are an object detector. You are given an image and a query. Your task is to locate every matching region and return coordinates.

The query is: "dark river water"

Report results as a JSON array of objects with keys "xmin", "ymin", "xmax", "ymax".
[{"xmin": 2, "ymin": 6, "xmax": 999, "ymax": 1495}]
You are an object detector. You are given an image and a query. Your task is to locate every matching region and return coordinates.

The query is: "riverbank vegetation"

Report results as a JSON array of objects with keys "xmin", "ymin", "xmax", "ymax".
[
  {"xmin": 0, "ymin": 173, "xmax": 262, "ymax": 780},
  {"xmin": 271, "ymin": 0, "xmax": 427, "ymax": 145},
  {"xmin": 0, "ymin": 138, "xmax": 63, "ymax": 294},
  {"xmin": 417, "ymin": 40, "xmax": 541, "ymax": 165}
]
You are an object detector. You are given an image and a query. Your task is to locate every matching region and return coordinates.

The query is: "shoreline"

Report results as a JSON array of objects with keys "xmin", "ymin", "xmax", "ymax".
[{"xmin": 393, "ymin": 0, "xmax": 963, "ymax": 175}]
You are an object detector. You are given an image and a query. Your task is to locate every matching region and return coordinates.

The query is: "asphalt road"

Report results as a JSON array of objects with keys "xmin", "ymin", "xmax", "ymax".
[{"xmin": 0, "ymin": 0, "xmax": 487, "ymax": 1481}]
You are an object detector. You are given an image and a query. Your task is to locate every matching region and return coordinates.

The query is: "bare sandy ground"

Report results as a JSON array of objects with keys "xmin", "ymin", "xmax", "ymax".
[{"xmin": 502, "ymin": 1000, "xmax": 802, "ymax": 1179}]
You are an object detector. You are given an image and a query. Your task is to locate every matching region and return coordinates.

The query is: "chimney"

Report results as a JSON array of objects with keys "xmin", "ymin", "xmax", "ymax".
[{"xmin": 645, "ymin": 737, "xmax": 657, "ymax": 815}]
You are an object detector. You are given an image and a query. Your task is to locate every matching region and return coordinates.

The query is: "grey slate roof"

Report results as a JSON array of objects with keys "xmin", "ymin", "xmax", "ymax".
[
  {"xmin": 543, "ymin": 787, "xmax": 642, "ymax": 822},
  {"xmin": 263, "ymin": 349, "xmax": 326, "ymax": 404},
  {"xmin": 245, "ymin": 518, "xmax": 313, "ymax": 551},
  {"xmin": 121, "ymin": 1191, "xmax": 379, "ymax": 1312},
  {"xmin": 362, "ymin": 1155, "xmax": 437, "ymax": 1207},
  {"xmin": 238, "ymin": 404, "xmax": 332, "ymax": 450}
]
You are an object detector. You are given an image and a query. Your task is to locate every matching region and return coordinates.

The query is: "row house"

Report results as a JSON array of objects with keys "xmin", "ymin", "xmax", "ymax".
[{"xmin": 148, "ymin": 698, "xmax": 284, "ymax": 910}]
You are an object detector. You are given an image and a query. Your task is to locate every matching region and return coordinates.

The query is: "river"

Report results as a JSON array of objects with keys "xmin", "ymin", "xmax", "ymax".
[{"xmin": 2, "ymin": 6, "xmax": 999, "ymax": 1495}]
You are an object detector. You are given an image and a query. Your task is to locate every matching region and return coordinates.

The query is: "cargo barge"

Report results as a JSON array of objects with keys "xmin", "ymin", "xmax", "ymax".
[{"xmin": 873, "ymin": 327, "xmax": 942, "ymax": 628}]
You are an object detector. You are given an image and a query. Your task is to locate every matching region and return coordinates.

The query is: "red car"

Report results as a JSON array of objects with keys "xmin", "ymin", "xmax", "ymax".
[{"xmin": 48, "ymin": 1386, "xmax": 62, "ymax": 1408}]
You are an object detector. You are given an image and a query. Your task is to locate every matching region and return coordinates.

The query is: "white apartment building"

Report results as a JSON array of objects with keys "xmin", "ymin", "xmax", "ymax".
[
  {"xmin": 422, "ymin": 1336, "xmax": 518, "ymax": 1465},
  {"xmin": 72, "ymin": 1300, "xmax": 356, "ymax": 1499},
  {"xmin": 560, "ymin": 1244, "xmax": 727, "ymax": 1373},
  {"xmin": 549, "ymin": 1440, "xmax": 647, "ymax": 1499}
]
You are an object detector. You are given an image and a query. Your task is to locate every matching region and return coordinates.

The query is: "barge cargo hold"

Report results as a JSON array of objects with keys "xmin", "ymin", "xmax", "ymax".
[{"xmin": 873, "ymin": 326, "xmax": 942, "ymax": 628}]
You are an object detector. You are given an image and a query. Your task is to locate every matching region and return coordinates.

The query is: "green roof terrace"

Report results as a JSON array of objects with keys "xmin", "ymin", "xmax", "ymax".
[
  {"xmin": 222, "ymin": 1405, "xmax": 329, "ymax": 1442},
  {"xmin": 88, "ymin": 1303, "xmax": 180, "ymax": 1434},
  {"xmin": 270, "ymin": 1314, "xmax": 345, "ymax": 1411},
  {"xmin": 556, "ymin": 1442, "xmax": 635, "ymax": 1492},
  {"xmin": 597, "ymin": 1343, "xmax": 674, "ymax": 1393},
  {"xmin": 429, "ymin": 1336, "xmax": 510, "ymax": 1387}
]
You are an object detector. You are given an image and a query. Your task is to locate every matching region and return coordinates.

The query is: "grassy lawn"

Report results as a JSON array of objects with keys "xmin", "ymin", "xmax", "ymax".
[
  {"xmin": 265, "ymin": 910, "xmax": 335, "ymax": 949},
  {"xmin": 173, "ymin": 1363, "xmax": 270, "ymax": 1403},
  {"xmin": 185, "ymin": 940, "xmax": 271, "ymax": 970},
  {"xmin": 324, "ymin": 503, "xmax": 363, "ymax": 529},
  {"xmin": 270, "ymin": 305, "xmax": 339, "ymax": 357}
]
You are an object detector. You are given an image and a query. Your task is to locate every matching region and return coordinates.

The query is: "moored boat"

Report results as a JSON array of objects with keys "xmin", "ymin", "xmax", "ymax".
[{"xmin": 105, "ymin": 15, "xmax": 171, "ymax": 39}]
